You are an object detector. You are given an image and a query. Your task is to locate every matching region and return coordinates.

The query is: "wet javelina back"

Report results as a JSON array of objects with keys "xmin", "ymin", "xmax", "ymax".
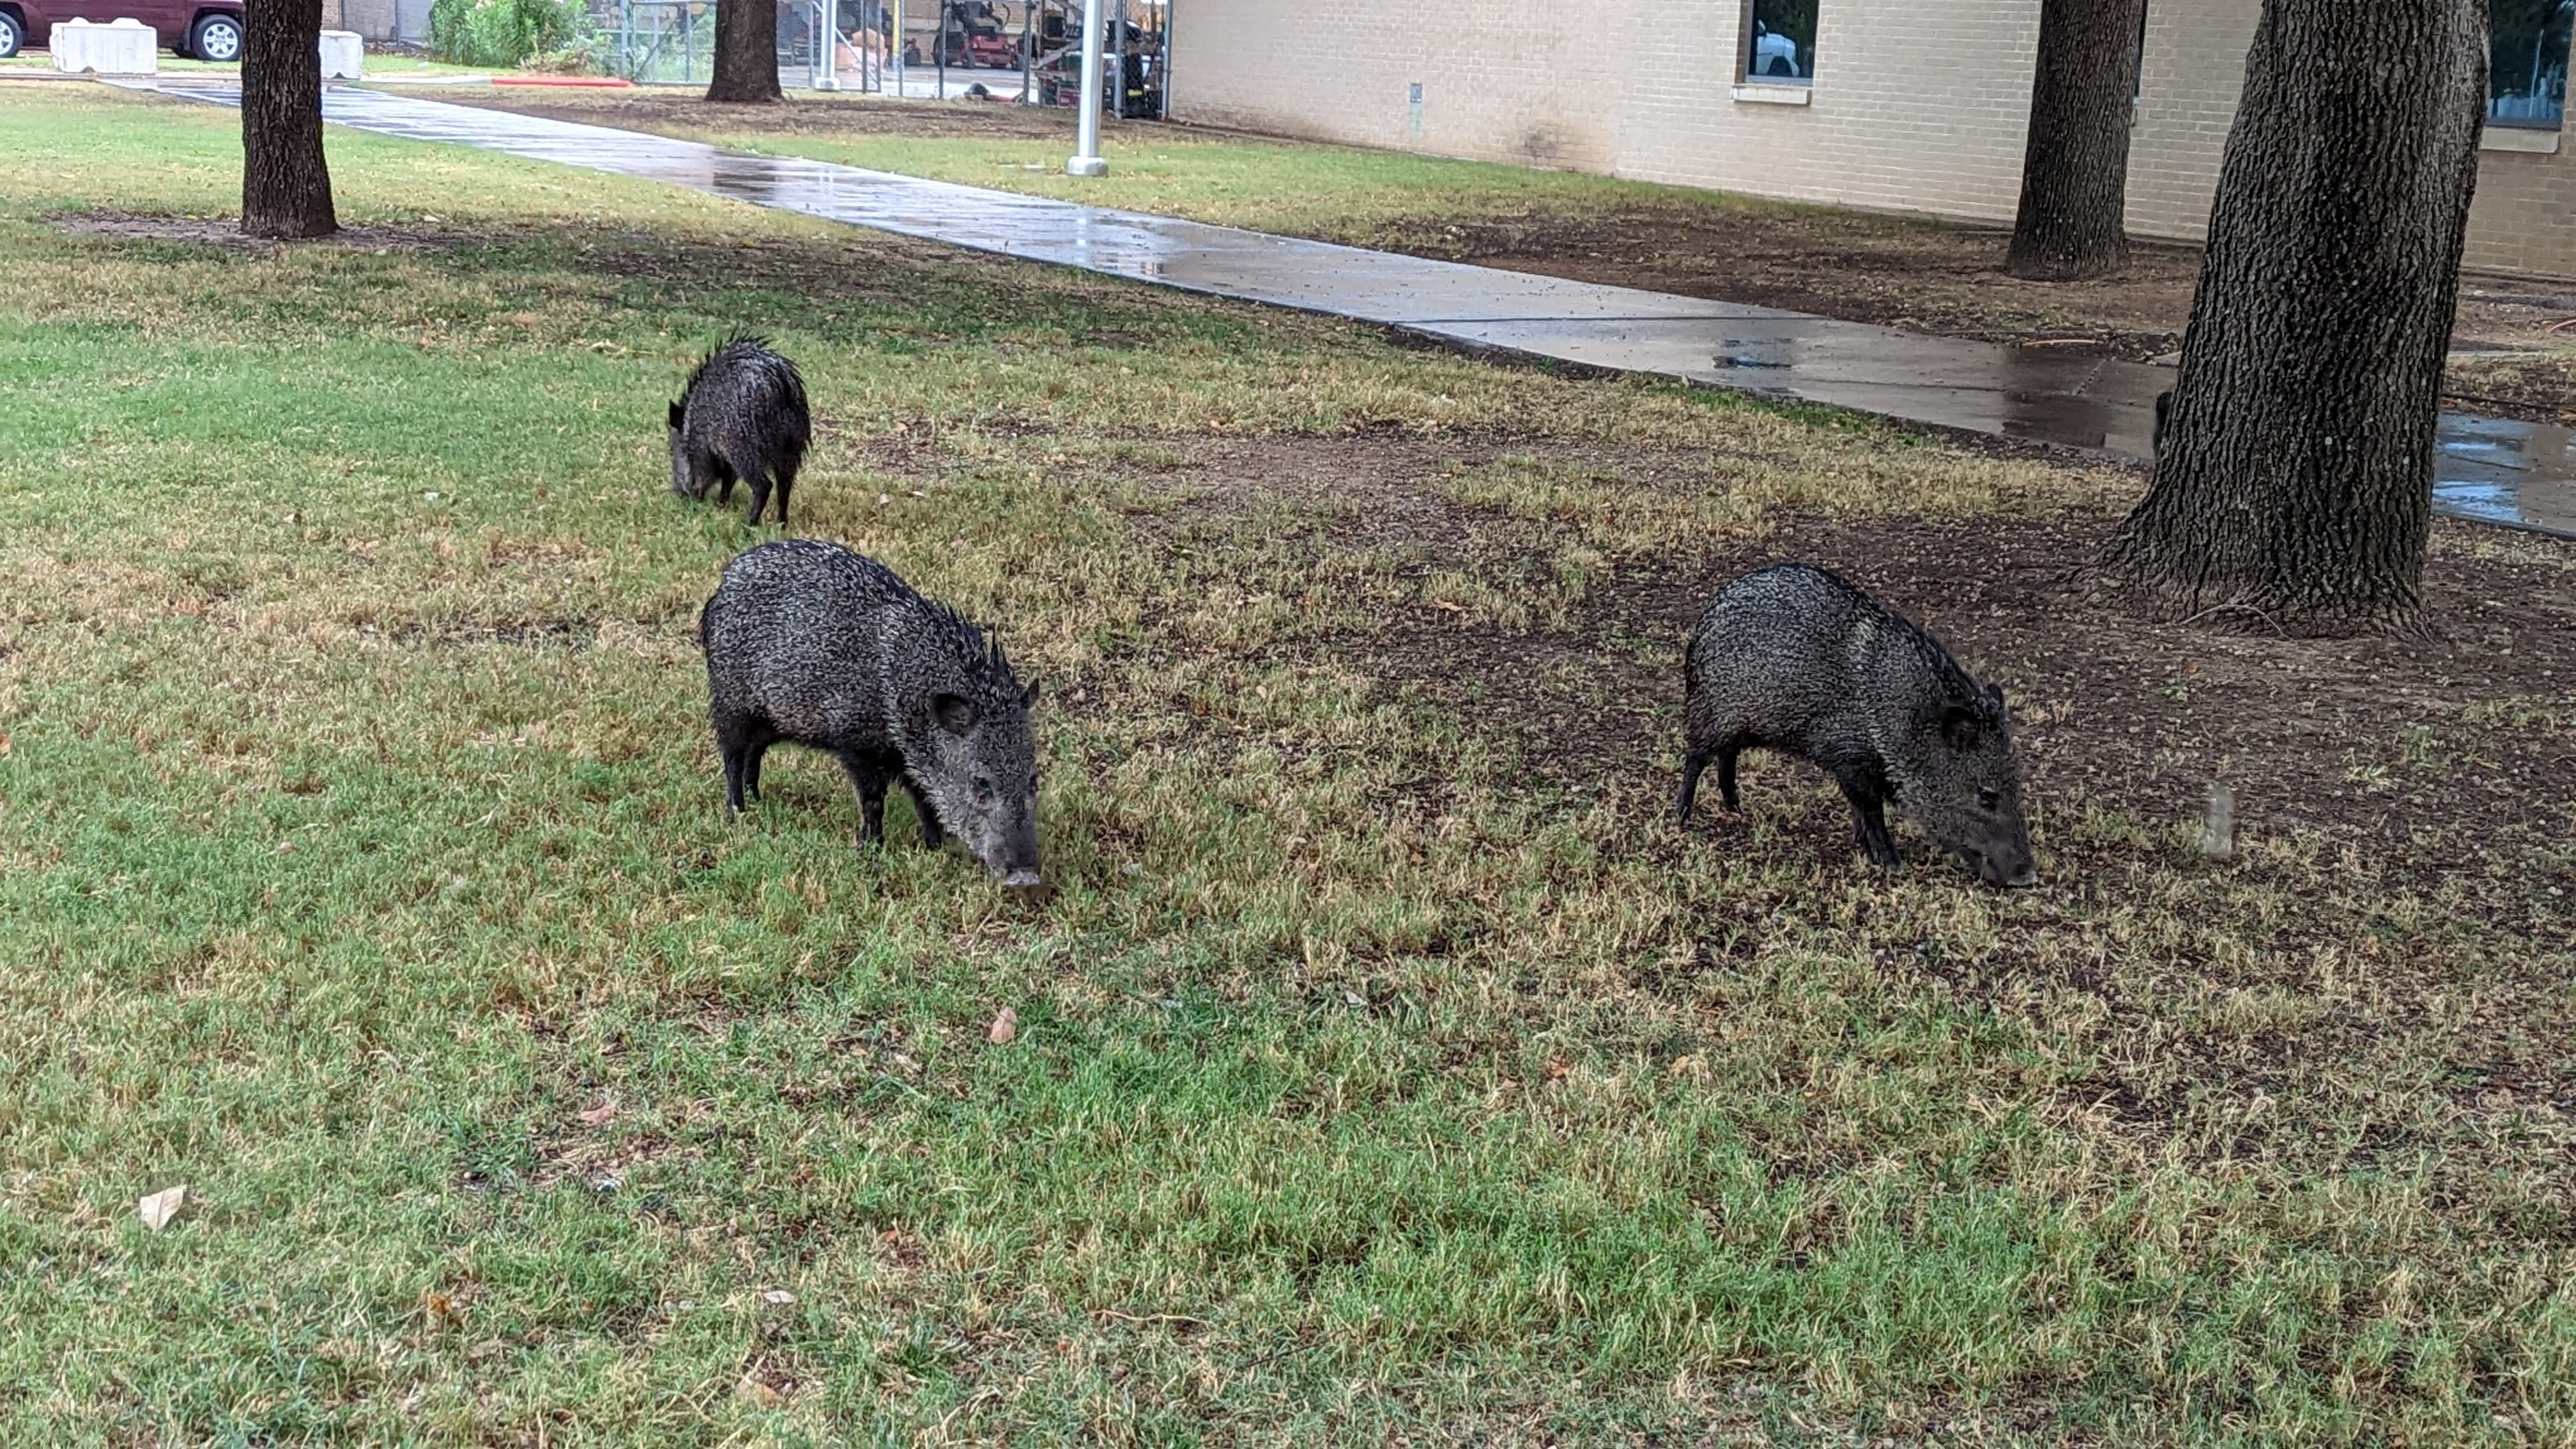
[
  {"xmin": 1678, "ymin": 563, "xmax": 2036, "ymax": 887},
  {"xmin": 700, "ymin": 540, "xmax": 1042, "ymax": 884},
  {"xmin": 668, "ymin": 337, "xmax": 811, "ymax": 527}
]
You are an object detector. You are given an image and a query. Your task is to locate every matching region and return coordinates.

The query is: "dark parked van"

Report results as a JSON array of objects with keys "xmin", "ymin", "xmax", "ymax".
[{"xmin": 0, "ymin": 0, "xmax": 245, "ymax": 63}]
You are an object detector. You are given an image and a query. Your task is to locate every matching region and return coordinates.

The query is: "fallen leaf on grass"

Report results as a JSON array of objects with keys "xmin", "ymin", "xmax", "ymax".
[
  {"xmin": 423, "ymin": 1291, "xmax": 461, "ymax": 1330},
  {"xmin": 577, "ymin": 1101, "xmax": 617, "ymax": 1126},
  {"xmin": 760, "ymin": 1289, "xmax": 795, "ymax": 1306},
  {"xmin": 987, "ymin": 1007, "xmax": 1018, "ymax": 1046},
  {"xmin": 735, "ymin": 1374, "xmax": 785, "ymax": 1407},
  {"xmin": 138, "ymin": 1184, "xmax": 187, "ymax": 1231},
  {"xmin": 0, "ymin": 732, "xmax": 12, "ymax": 756}
]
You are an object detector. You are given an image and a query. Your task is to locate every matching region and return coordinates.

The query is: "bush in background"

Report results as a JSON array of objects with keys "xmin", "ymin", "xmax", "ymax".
[{"xmin": 427, "ymin": 0, "xmax": 598, "ymax": 70}]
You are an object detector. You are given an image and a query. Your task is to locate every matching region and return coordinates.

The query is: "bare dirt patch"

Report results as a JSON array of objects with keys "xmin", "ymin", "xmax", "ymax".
[{"xmin": 52, "ymin": 210, "xmax": 469, "ymax": 253}]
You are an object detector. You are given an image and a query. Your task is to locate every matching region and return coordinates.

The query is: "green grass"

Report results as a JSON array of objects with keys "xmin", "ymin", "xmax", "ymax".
[{"xmin": 2, "ymin": 83, "xmax": 2573, "ymax": 1443}]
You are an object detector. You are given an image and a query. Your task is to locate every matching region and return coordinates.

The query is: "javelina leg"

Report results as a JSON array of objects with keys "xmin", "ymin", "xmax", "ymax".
[
  {"xmin": 1676, "ymin": 750, "xmax": 1710, "ymax": 823},
  {"xmin": 903, "ymin": 779, "xmax": 947, "ymax": 850},
  {"xmin": 716, "ymin": 714, "xmax": 774, "ymax": 815},
  {"xmin": 839, "ymin": 754, "xmax": 891, "ymax": 845},
  {"xmin": 1678, "ymin": 737, "xmax": 1748, "ymax": 823},
  {"xmin": 712, "ymin": 456, "xmax": 738, "ymax": 505},
  {"xmin": 743, "ymin": 470, "xmax": 773, "ymax": 528},
  {"xmin": 1839, "ymin": 783, "xmax": 1901, "ymax": 869},
  {"xmin": 769, "ymin": 471, "xmax": 792, "ymax": 527}
]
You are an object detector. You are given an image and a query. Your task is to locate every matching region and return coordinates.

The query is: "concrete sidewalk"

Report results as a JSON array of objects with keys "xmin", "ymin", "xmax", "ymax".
[{"xmin": 141, "ymin": 79, "xmax": 2576, "ymax": 537}]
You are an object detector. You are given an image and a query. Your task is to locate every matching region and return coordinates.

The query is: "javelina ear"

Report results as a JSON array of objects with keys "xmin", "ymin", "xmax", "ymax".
[
  {"xmin": 932, "ymin": 693, "xmax": 980, "ymax": 735},
  {"xmin": 1986, "ymin": 680, "xmax": 2007, "ymax": 713},
  {"xmin": 667, "ymin": 401, "xmax": 683, "ymax": 429},
  {"xmin": 1940, "ymin": 706, "xmax": 1983, "ymax": 751},
  {"xmin": 1020, "ymin": 677, "xmax": 1041, "ymax": 710}
]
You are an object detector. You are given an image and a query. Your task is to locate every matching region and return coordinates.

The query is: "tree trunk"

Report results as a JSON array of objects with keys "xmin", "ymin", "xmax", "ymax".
[
  {"xmin": 707, "ymin": 0, "xmax": 783, "ymax": 102},
  {"xmin": 2101, "ymin": 0, "xmax": 2488, "ymax": 631},
  {"xmin": 241, "ymin": 0, "xmax": 337, "ymax": 240},
  {"xmin": 2006, "ymin": 0, "xmax": 2145, "ymax": 280}
]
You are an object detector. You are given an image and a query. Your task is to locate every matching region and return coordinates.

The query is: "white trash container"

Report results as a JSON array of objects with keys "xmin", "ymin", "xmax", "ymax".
[
  {"xmin": 52, "ymin": 17, "xmax": 160, "ymax": 75},
  {"xmin": 319, "ymin": 29, "xmax": 363, "ymax": 80}
]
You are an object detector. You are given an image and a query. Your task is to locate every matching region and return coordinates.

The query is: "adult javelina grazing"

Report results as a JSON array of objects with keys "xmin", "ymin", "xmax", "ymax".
[
  {"xmin": 1678, "ymin": 564, "xmax": 2036, "ymax": 887},
  {"xmin": 701, "ymin": 540, "xmax": 1043, "ymax": 885},
  {"xmin": 668, "ymin": 337, "xmax": 810, "ymax": 526}
]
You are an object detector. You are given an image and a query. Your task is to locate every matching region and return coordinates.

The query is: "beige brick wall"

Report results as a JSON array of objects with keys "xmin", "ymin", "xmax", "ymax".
[
  {"xmin": 1172, "ymin": 0, "xmax": 2046, "ymax": 219},
  {"xmin": 1169, "ymin": 0, "xmax": 2576, "ymax": 279}
]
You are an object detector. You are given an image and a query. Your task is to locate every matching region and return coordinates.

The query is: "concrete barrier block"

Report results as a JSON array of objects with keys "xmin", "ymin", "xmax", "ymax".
[
  {"xmin": 52, "ymin": 17, "xmax": 160, "ymax": 76},
  {"xmin": 319, "ymin": 30, "xmax": 364, "ymax": 79}
]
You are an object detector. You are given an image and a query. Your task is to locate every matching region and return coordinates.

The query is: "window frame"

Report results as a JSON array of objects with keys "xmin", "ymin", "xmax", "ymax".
[
  {"xmin": 1738, "ymin": 0, "xmax": 1816, "ymax": 89},
  {"xmin": 2488, "ymin": 0, "xmax": 2572, "ymax": 132}
]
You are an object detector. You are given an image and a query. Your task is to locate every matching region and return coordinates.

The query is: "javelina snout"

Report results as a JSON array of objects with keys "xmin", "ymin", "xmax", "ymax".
[
  {"xmin": 1911, "ymin": 684, "xmax": 2037, "ymax": 888},
  {"xmin": 917, "ymin": 683, "xmax": 1045, "ymax": 887}
]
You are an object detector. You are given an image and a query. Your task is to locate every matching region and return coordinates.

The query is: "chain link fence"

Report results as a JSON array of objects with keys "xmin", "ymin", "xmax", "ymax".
[{"xmin": 597, "ymin": 0, "xmax": 1154, "ymax": 111}]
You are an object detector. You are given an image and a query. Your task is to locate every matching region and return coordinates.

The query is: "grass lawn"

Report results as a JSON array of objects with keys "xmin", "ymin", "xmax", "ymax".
[{"xmin": 4, "ymin": 81, "xmax": 2576, "ymax": 1442}]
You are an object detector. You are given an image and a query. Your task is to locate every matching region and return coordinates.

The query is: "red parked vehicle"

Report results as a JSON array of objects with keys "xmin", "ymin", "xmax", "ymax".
[{"xmin": 0, "ymin": 0, "xmax": 245, "ymax": 63}]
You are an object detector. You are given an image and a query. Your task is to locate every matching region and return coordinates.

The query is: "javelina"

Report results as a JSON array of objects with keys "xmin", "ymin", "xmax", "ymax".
[
  {"xmin": 700, "ymin": 540, "xmax": 1043, "ymax": 885},
  {"xmin": 668, "ymin": 337, "xmax": 811, "ymax": 526},
  {"xmin": 1678, "ymin": 563, "xmax": 2035, "ymax": 887}
]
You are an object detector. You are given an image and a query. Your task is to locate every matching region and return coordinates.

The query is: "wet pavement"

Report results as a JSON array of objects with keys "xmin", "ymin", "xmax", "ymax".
[{"xmin": 140, "ymin": 80, "xmax": 2576, "ymax": 537}]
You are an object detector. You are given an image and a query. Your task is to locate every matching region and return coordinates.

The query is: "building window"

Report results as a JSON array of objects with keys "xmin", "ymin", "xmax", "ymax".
[
  {"xmin": 1742, "ymin": 0, "xmax": 1816, "ymax": 85},
  {"xmin": 2491, "ymin": 0, "xmax": 2572, "ymax": 130}
]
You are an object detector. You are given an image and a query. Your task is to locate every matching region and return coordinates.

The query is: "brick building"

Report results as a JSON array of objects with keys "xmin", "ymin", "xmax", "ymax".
[{"xmin": 1163, "ymin": 1, "xmax": 2576, "ymax": 278}]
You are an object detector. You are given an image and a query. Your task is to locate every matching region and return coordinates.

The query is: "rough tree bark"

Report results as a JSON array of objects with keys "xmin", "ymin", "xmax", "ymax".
[
  {"xmin": 2006, "ymin": 0, "xmax": 2145, "ymax": 279},
  {"xmin": 2101, "ymin": 0, "xmax": 2488, "ymax": 631},
  {"xmin": 708, "ymin": 0, "xmax": 784, "ymax": 103},
  {"xmin": 241, "ymin": 0, "xmax": 337, "ymax": 240}
]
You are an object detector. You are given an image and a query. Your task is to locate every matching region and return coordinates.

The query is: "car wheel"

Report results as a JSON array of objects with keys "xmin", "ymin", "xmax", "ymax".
[
  {"xmin": 0, "ymin": 10, "xmax": 24, "ymax": 59},
  {"xmin": 190, "ymin": 13, "xmax": 243, "ymax": 63}
]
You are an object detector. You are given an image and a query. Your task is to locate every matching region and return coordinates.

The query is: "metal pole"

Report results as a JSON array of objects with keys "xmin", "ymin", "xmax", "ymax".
[
  {"xmin": 893, "ymin": 0, "xmax": 904, "ymax": 94},
  {"xmin": 1019, "ymin": 0, "xmax": 1031, "ymax": 103},
  {"xmin": 1066, "ymin": 0, "xmax": 1105, "ymax": 173},
  {"xmin": 935, "ymin": 0, "xmax": 946, "ymax": 98},
  {"xmin": 817, "ymin": 0, "xmax": 839, "ymax": 87}
]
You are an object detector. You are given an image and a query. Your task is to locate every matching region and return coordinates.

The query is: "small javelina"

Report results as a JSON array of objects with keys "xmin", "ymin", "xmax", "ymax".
[
  {"xmin": 668, "ymin": 337, "xmax": 810, "ymax": 526},
  {"xmin": 700, "ymin": 540, "xmax": 1043, "ymax": 885},
  {"xmin": 1678, "ymin": 563, "xmax": 2035, "ymax": 887}
]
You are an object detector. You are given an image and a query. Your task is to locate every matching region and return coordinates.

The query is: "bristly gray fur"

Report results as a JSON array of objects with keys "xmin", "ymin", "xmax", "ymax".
[
  {"xmin": 700, "ymin": 540, "xmax": 1042, "ymax": 883},
  {"xmin": 1678, "ymin": 562, "xmax": 2035, "ymax": 887},
  {"xmin": 668, "ymin": 336, "xmax": 811, "ymax": 527}
]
